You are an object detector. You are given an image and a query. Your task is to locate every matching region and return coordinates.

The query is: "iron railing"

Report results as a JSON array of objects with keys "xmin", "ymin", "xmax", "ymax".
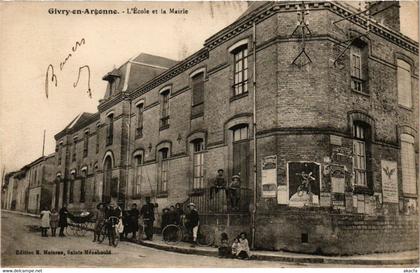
[{"xmin": 187, "ymin": 187, "xmax": 251, "ymax": 214}]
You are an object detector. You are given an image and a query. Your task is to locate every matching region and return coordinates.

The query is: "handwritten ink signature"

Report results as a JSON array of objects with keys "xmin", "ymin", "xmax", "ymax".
[
  {"xmin": 45, "ymin": 38, "xmax": 91, "ymax": 99},
  {"xmin": 73, "ymin": 65, "xmax": 92, "ymax": 98}
]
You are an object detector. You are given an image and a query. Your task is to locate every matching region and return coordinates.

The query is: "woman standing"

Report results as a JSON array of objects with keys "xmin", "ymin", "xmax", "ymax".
[
  {"xmin": 50, "ymin": 208, "xmax": 59, "ymax": 237},
  {"xmin": 58, "ymin": 205, "xmax": 69, "ymax": 237},
  {"xmin": 40, "ymin": 207, "xmax": 51, "ymax": 237}
]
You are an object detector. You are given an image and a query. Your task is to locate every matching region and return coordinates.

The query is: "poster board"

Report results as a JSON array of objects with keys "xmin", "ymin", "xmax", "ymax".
[
  {"xmin": 381, "ymin": 160, "xmax": 398, "ymax": 203},
  {"xmin": 261, "ymin": 155, "xmax": 277, "ymax": 198},
  {"xmin": 287, "ymin": 162, "xmax": 321, "ymax": 207}
]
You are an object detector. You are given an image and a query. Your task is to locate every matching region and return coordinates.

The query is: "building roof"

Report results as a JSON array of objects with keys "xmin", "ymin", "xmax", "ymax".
[
  {"xmin": 55, "ymin": 112, "xmax": 99, "ymax": 140},
  {"xmin": 131, "ymin": 53, "xmax": 178, "ymax": 69}
]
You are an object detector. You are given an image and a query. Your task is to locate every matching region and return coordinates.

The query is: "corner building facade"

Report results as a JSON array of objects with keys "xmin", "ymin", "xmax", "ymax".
[{"xmin": 53, "ymin": 1, "xmax": 418, "ymax": 255}]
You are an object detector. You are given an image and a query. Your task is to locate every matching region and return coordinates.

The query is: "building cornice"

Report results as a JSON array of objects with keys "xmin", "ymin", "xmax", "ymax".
[{"xmin": 204, "ymin": 1, "xmax": 418, "ymax": 54}]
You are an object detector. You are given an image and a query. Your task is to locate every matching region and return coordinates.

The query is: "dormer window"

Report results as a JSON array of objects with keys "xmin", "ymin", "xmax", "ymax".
[{"xmin": 102, "ymin": 69, "xmax": 121, "ymax": 97}]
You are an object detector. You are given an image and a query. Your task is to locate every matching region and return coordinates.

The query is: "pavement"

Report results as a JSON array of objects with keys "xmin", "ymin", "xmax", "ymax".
[{"xmin": 3, "ymin": 209, "xmax": 419, "ymax": 266}]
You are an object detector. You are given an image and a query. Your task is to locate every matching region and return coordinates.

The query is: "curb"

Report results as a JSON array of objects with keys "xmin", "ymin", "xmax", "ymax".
[{"xmin": 135, "ymin": 240, "xmax": 418, "ymax": 266}]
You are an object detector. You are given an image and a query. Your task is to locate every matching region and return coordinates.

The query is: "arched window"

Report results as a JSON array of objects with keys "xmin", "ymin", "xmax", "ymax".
[
  {"xmin": 133, "ymin": 151, "xmax": 144, "ymax": 197},
  {"xmin": 401, "ymin": 134, "xmax": 417, "ymax": 194},
  {"xmin": 80, "ymin": 168, "xmax": 87, "ymax": 203},
  {"xmin": 83, "ymin": 130, "xmax": 89, "ymax": 158},
  {"xmin": 92, "ymin": 164, "xmax": 98, "ymax": 202},
  {"xmin": 103, "ymin": 156, "xmax": 113, "ymax": 202},
  {"xmin": 232, "ymin": 45, "xmax": 249, "ymax": 96},
  {"xmin": 231, "ymin": 124, "xmax": 249, "ymax": 188},
  {"xmin": 191, "ymin": 71, "xmax": 205, "ymax": 118},
  {"xmin": 191, "ymin": 139, "xmax": 205, "ymax": 189},
  {"xmin": 397, "ymin": 59, "xmax": 412, "ymax": 108},
  {"xmin": 160, "ymin": 89, "xmax": 170, "ymax": 129},
  {"xmin": 69, "ymin": 170, "xmax": 76, "ymax": 203},
  {"xmin": 136, "ymin": 102, "xmax": 144, "ymax": 138},
  {"xmin": 352, "ymin": 122, "xmax": 372, "ymax": 188},
  {"xmin": 158, "ymin": 148, "xmax": 169, "ymax": 193},
  {"xmin": 106, "ymin": 112, "xmax": 114, "ymax": 146}
]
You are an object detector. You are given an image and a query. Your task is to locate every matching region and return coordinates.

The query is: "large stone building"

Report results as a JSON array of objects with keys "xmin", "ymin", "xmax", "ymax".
[{"xmin": 48, "ymin": 1, "xmax": 418, "ymax": 255}]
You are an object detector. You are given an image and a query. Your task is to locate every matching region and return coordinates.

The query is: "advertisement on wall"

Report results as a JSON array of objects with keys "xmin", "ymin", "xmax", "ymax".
[
  {"xmin": 261, "ymin": 155, "xmax": 277, "ymax": 198},
  {"xmin": 287, "ymin": 162, "xmax": 321, "ymax": 207},
  {"xmin": 381, "ymin": 160, "xmax": 398, "ymax": 203}
]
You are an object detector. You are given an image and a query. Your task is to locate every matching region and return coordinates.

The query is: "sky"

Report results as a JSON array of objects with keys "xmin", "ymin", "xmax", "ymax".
[{"xmin": 0, "ymin": 1, "xmax": 418, "ymax": 175}]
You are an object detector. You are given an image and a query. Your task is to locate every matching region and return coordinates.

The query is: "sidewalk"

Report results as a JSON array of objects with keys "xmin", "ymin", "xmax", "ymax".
[
  {"xmin": 3, "ymin": 209, "xmax": 419, "ymax": 266},
  {"xmin": 135, "ymin": 234, "xmax": 419, "ymax": 266}
]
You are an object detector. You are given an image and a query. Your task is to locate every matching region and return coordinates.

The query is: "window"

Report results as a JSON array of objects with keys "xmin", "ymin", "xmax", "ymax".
[
  {"xmin": 92, "ymin": 165, "xmax": 98, "ymax": 202},
  {"xmin": 158, "ymin": 148, "xmax": 169, "ymax": 193},
  {"xmin": 106, "ymin": 114, "xmax": 113, "ymax": 146},
  {"xmin": 233, "ymin": 126, "xmax": 248, "ymax": 142},
  {"xmin": 232, "ymin": 46, "xmax": 248, "ymax": 96},
  {"xmin": 109, "ymin": 78, "xmax": 120, "ymax": 97},
  {"xmin": 350, "ymin": 42, "xmax": 368, "ymax": 94},
  {"xmin": 192, "ymin": 139, "xmax": 205, "ymax": 189},
  {"xmin": 397, "ymin": 59, "xmax": 412, "ymax": 108},
  {"xmin": 133, "ymin": 154, "xmax": 143, "ymax": 196},
  {"xmin": 353, "ymin": 124, "xmax": 367, "ymax": 186},
  {"xmin": 58, "ymin": 143, "xmax": 62, "ymax": 165},
  {"xmin": 136, "ymin": 103, "xmax": 144, "ymax": 138},
  {"xmin": 232, "ymin": 125, "xmax": 249, "ymax": 188},
  {"xmin": 191, "ymin": 72, "xmax": 204, "ymax": 118},
  {"xmin": 96, "ymin": 124, "xmax": 100, "ymax": 153},
  {"xmin": 72, "ymin": 137, "xmax": 77, "ymax": 162},
  {"xmin": 160, "ymin": 90, "xmax": 170, "ymax": 129},
  {"xmin": 69, "ymin": 173, "xmax": 75, "ymax": 203},
  {"xmin": 401, "ymin": 134, "xmax": 417, "ymax": 195},
  {"xmin": 80, "ymin": 170, "xmax": 86, "ymax": 203},
  {"xmin": 83, "ymin": 130, "xmax": 89, "ymax": 157}
]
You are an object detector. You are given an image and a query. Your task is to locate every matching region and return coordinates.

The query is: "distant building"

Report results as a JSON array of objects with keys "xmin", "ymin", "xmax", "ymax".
[{"xmin": 27, "ymin": 154, "xmax": 56, "ymax": 213}]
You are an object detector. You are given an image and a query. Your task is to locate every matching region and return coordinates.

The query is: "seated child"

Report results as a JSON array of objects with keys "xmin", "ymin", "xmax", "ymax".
[
  {"xmin": 218, "ymin": 232, "xmax": 231, "ymax": 258},
  {"xmin": 231, "ymin": 237, "xmax": 240, "ymax": 257},
  {"xmin": 237, "ymin": 232, "xmax": 251, "ymax": 259}
]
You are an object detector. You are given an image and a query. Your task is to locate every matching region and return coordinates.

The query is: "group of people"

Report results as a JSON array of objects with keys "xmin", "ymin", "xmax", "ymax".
[
  {"xmin": 92, "ymin": 198, "xmax": 155, "ymax": 244},
  {"xmin": 160, "ymin": 203, "xmax": 184, "ymax": 229},
  {"xmin": 210, "ymin": 169, "xmax": 242, "ymax": 209},
  {"xmin": 39, "ymin": 205, "xmax": 70, "ymax": 237},
  {"xmin": 218, "ymin": 232, "xmax": 251, "ymax": 259}
]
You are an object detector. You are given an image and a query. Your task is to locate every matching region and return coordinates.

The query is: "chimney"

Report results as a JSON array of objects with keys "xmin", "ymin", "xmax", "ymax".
[{"xmin": 369, "ymin": 1, "xmax": 400, "ymax": 32}]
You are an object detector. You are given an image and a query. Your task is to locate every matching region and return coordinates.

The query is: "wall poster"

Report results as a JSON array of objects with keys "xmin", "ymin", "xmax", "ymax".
[
  {"xmin": 287, "ymin": 162, "xmax": 321, "ymax": 207},
  {"xmin": 381, "ymin": 160, "xmax": 398, "ymax": 203},
  {"xmin": 261, "ymin": 155, "xmax": 277, "ymax": 198}
]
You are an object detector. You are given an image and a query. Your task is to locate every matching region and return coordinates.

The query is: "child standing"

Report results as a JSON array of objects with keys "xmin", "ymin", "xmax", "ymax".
[
  {"xmin": 237, "ymin": 232, "xmax": 251, "ymax": 259},
  {"xmin": 50, "ymin": 208, "xmax": 59, "ymax": 237},
  {"xmin": 218, "ymin": 232, "xmax": 231, "ymax": 258},
  {"xmin": 40, "ymin": 207, "xmax": 51, "ymax": 237}
]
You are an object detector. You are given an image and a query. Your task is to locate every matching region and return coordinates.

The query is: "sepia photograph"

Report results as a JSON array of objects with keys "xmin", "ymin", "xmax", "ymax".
[{"xmin": 0, "ymin": 0, "xmax": 419, "ymax": 270}]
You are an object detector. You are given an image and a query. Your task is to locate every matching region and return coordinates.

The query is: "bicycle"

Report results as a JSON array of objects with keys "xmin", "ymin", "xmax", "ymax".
[
  {"xmin": 162, "ymin": 222, "xmax": 215, "ymax": 246},
  {"xmin": 97, "ymin": 216, "xmax": 120, "ymax": 247}
]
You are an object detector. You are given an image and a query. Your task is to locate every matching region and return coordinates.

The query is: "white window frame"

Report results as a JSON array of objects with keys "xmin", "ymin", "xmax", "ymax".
[
  {"xmin": 192, "ymin": 140, "xmax": 205, "ymax": 190},
  {"xmin": 353, "ymin": 124, "xmax": 367, "ymax": 187}
]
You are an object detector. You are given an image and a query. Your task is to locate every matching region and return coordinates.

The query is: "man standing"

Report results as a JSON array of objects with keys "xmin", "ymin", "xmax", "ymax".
[
  {"xmin": 140, "ymin": 197, "xmax": 155, "ymax": 240},
  {"xmin": 185, "ymin": 203, "xmax": 199, "ymax": 247}
]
